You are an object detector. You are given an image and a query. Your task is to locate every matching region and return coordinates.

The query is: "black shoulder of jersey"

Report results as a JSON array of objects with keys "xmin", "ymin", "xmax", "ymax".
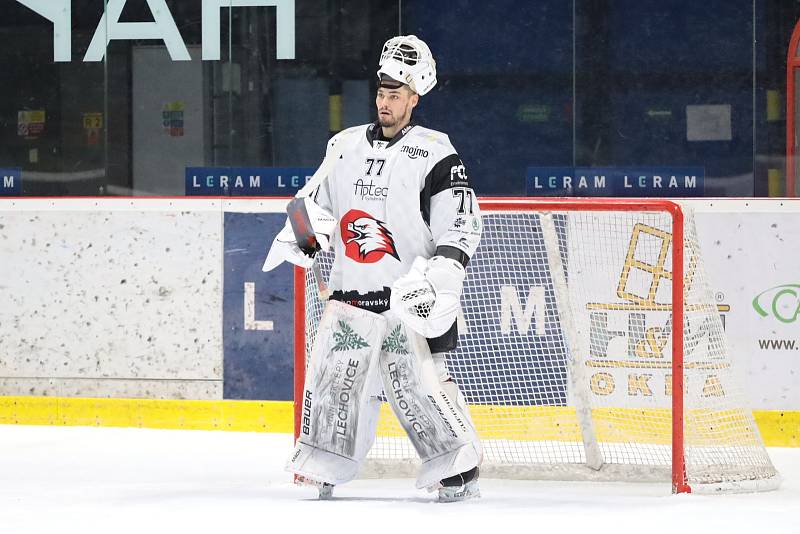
[{"xmin": 420, "ymin": 153, "xmax": 469, "ymax": 225}]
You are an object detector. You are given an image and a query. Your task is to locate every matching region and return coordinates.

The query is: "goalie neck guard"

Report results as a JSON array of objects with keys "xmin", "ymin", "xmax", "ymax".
[{"xmin": 377, "ymin": 35, "xmax": 437, "ymax": 96}]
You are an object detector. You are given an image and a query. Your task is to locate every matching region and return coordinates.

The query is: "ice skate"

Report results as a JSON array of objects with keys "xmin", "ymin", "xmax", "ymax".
[
  {"xmin": 437, "ymin": 467, "xmax": 480, "ymax": 502},
  {"xmin": 296, "ymin": 475, "xmax": 335, "ymax": 500}
]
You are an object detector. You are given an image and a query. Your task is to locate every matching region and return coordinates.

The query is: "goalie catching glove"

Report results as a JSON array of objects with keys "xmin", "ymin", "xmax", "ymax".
[
  {"xmin": 262, "ymin": 197, "xmax": 336, "ymax": 272},
  {"xmin": 390, "ymin": 255, "xmax": 465, "ymax": 338}
]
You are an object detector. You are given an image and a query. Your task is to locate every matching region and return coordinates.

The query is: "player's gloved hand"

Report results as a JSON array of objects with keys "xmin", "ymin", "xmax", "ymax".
[
  {"xmin": 262, "ymin": 198, "xmax": 336, "ymax": 272},
  {"xmin": 390, "ymin": 256, "xmax": 465, "ymax": 338}
]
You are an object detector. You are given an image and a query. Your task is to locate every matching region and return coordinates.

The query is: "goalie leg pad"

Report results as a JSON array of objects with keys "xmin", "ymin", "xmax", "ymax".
[
  {"xmin": 287, "ymin": 300, "xmax": 387, "ymax": 485},
  {"xmin": 378, "ymin": 313, "xmax": 482, "ymax": 489}
]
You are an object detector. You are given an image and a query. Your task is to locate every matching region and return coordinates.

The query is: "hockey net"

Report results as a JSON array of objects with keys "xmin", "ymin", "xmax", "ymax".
[{"xmin": 295, "ymin": 198, "xmax": 780, "ymax": 493}]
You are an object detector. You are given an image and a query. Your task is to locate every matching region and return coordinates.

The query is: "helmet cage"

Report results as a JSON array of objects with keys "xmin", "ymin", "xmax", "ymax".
[{"xmin": 377, "ymin": 35, "xmax": 437, "ymax": 96}]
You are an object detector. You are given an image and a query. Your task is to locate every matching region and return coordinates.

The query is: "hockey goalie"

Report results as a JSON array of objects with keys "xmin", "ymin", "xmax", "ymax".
[{"xmin": 262, "ymin": 35, "xmax": 483, "ymax": 502}]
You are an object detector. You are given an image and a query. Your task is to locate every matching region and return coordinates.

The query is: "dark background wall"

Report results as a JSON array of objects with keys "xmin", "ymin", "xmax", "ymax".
[{"xmin": 0, "ymin": 0, "xmax": 798, "ymax": 197}]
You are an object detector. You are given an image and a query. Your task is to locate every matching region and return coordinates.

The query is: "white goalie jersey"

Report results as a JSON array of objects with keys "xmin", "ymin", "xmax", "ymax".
[{"xmin": 313, "ymin": 122, "xmax": 482, "ymax": 322}]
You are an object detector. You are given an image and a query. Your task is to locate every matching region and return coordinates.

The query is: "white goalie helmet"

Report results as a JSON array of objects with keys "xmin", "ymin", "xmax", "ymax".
[{"xmin": 377, "ymin": 35, "xmax": 437, "ymax": 96}]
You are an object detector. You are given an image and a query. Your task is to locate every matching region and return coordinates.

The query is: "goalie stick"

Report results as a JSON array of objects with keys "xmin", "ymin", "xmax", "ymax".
[
  {"xmin": 295, "ymin": 144, "xmax": 342, "ymax": 199},
  {"xmin": 287, "ymin": 197, "xmax": 330, "ymax": 300},
  {"xmin": 287, "ymin": 130, "xmax": 356, "ymax": 300}
]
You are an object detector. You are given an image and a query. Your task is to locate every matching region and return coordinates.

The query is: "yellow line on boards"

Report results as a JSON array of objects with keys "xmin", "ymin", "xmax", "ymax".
[
  {"xmin": 0, "ymin": 397, "xmax": 797, "ymax": 447},
  {"xmin": 753, "ymin": 410, "xmax": 800, "ymax": 448},
  {"xmin": 0, "ymin": 396, "xmax": 294, "ymax": 433}
]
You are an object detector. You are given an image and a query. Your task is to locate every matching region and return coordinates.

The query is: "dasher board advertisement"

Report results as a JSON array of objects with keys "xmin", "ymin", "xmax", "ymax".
[{"xmin": 693, "ymin": 206, "xmax": 800, "ymax": 410}]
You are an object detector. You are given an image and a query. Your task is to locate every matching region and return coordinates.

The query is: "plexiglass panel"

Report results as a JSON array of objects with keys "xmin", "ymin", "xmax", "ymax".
[{"xmin": 0, "ymin": 1, "xmax": 796, "ymax": 197}]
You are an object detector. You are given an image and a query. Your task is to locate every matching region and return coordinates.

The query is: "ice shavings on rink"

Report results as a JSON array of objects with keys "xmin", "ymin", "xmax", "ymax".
[{"xmin": 0, "ymin": 425, "xmax": 797, "ymax": 534}]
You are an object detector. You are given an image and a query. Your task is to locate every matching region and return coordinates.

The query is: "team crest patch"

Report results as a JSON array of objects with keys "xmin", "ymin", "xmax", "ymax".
[
  {"xmin": 381, "ymin": 324, "xmax": 409, "ymax": 355},
  {"xmin": 332, "ymin": 320, "xmax": 370, "ymax": 352},
  {"xmin": 341, "ymin": 209, "xmax": 400, "ymax": 263}
]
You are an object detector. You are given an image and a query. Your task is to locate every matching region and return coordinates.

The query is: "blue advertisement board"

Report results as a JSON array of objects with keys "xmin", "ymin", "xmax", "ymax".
[
  {"xmin": 526, "ymin": 167, "xmax": 704, "ymax": 197},
  {"xmin": 0, "ymin": 168, "xmax": 21, "ymax": 196},
  {"xmin": 220, "ymin": 211, "xmax": 572, "ymax": 404},
  {"xmin": 186, "ymin": 167, "xmax": 315, "ymax": 196},
  {"xmin": 222, "ymin": 212, "xmax": 295, "ymax": 400},
  {"xmin": 221, "ymin": 210, "xmax": 572, "ymax": 404}
]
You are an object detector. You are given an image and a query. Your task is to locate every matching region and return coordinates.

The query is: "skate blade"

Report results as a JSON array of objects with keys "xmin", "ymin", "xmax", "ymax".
[
  {"xmin": 295, "ymin": 476, "xmax": 334, "ymax": 500},
  {"xmin": 318, "ymin": 483, "xmax": 334, "ymax": 500},
  {"xmin": 437, "ymin": 480, "xmax": 480, "ymax": 502}
]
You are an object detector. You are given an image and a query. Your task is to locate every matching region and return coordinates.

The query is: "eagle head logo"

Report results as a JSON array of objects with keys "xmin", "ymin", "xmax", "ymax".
[{"xmin": 340, "ymin": 209, "xmax": 399, "ymax": 263}]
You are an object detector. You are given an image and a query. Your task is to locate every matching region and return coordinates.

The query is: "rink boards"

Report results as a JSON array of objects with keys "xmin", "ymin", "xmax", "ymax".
[{"xmin": 0, "ymin": 198, "xmax": 798, "ymax": 446}]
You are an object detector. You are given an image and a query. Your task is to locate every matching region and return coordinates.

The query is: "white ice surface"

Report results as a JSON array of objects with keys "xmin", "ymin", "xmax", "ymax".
[{"xmin": 0, "ymin": 425, "xmax": 797, "ymax": 534}]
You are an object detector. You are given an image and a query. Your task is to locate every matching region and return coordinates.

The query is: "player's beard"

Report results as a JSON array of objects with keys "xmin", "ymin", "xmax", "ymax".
[{"xmin": 377, "ymin": 105, "xmax": 410, "ymax": 129}]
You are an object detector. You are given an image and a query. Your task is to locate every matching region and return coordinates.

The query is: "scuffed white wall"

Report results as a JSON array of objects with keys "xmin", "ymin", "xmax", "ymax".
[
  {"xmin": 688, "ymin": 199, "xmax": 800, "ymax": 410},
  {"xmin": 2, "ymin": 197, "xmax": 800, "ymax": 410},
  {"xmin": 0, "ymin": 199, "xmax": 224, "ymax": 399}
]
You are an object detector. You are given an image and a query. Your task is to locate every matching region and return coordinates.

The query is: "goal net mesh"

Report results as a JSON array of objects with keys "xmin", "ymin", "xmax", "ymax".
[{"xmin": 301, "ymin": 203, "xmax": 778, "ymax": 490}]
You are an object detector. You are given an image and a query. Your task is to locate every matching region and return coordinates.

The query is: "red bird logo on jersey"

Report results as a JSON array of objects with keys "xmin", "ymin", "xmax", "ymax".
[{"xmin": 340, "ymin": 209, "xmax": 400, "ymax": 264}]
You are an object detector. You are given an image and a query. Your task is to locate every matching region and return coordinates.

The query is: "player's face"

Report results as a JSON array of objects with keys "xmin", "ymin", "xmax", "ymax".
[{"xmin": 376, "ymin": 87, "xmax": 418, "ymax": 129}]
